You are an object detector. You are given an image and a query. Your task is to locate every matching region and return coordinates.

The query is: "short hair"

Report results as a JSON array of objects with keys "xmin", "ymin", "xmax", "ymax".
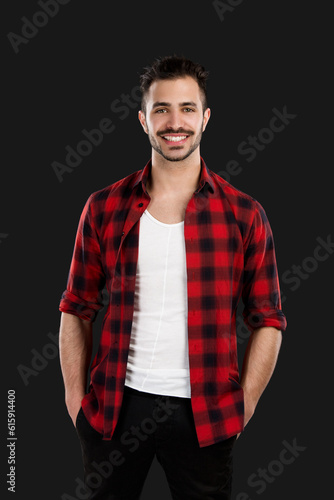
[{"xmin": 139, "ymin": 55, "xmax": 209, "ymax": 114}]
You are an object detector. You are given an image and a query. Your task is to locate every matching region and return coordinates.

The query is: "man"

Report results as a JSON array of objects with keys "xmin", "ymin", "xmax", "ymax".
[{"xmin": 59, "ymin": 55, "xmax": 287, "ymax": 500}]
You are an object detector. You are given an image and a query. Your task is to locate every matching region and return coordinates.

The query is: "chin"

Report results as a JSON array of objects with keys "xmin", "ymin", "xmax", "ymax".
[{"xmin": 163, "ymin": 152, "xmax": 192, "ymax": 162}]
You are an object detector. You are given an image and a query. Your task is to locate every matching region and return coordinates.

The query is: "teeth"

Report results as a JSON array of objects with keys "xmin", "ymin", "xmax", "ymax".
[{"xmin": 163, "ymin": 135, "xmax": 187, "ymax": 142}]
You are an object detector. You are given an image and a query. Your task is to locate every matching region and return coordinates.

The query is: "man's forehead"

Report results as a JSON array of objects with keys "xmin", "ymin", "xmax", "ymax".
[{"xmin": 147, "ymin": 76, "xmax": 202, "ymax": 102}]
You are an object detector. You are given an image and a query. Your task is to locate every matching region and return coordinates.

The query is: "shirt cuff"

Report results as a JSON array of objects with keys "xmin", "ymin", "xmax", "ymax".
[
  {"xmin": 59, "ymin": 290, "xmax": 103, "ymax": 322},
  {"xmin": 243, "ymin": 308, "xmax": 287, "ymax": 333}
]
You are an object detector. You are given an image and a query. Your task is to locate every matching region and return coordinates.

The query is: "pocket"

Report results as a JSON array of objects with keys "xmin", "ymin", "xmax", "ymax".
[{"xmin": 75, "ymin": 407, "xmax": 103, "ymax": 439}]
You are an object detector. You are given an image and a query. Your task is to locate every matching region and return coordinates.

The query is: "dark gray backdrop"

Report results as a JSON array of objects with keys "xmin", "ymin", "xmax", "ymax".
[{"xmin": 2, "ymin": 1, "xmax": 332, "ymax": 499}]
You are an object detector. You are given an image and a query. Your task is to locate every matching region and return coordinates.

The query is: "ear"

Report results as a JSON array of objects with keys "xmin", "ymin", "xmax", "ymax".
[
  {"xmin": 202, "ymin": 108, "xmax": 211, "ymax": 132},
  {"xmin": 138, "ymin": 110, "xmax": 148, "ymax": 134}
]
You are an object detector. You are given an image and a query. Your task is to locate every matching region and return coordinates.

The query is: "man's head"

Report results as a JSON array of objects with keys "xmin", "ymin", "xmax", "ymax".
[{"xmin": 138, "ymin": 55, "xmax": 211, "ymax": 163}]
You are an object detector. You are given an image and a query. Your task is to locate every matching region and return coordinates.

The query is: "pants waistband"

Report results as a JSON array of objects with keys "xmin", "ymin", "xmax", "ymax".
[{"xmin": 123, "ymin": 384, "xmax": 190, "ymax": 402}]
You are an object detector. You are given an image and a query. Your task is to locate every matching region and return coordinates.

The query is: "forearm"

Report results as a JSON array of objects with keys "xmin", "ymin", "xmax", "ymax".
[
  {"xmin": 59, "ymin": 312, "xmax": 93, "ymax": 408},
  {"xmin": 240, "ymin": 326, "xmax": 282, "ymax": 424}
]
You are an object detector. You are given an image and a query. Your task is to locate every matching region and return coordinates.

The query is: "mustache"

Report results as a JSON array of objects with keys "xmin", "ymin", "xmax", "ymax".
[{"xmin": 158, "ymin": 129, "xmax": 194, "ymax": 136}]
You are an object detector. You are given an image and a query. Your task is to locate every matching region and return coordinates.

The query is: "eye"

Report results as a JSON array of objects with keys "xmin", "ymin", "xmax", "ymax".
[
  {"xmin": 155, "ymin": 108, "xmax": 167, "ymax": 113},
  {"xmin": 184, "ymin": 108, "xmax": 195, "ymax": 112}
]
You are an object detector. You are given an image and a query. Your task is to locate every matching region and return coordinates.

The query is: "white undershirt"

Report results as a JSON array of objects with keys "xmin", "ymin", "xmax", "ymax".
[{"xmin": 124, "ymin": 209, "xmax": 191, "ymax": 398}]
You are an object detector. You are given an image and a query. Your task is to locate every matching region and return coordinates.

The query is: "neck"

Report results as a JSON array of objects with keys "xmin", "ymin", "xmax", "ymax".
[{"xmin": 148, "ymin": 149, "xmax": 202, "ymax": 196}]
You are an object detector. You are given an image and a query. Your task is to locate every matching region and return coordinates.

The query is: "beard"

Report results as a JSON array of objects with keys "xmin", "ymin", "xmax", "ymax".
[{"xmin": 147, "ymin": 121, "xmax": 204, "ymax": 162}]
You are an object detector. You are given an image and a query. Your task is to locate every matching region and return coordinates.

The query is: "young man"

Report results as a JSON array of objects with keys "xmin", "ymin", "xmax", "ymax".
[{"xmin": 59, "ymin": 55, "xmax": 287, "ymax": 500}]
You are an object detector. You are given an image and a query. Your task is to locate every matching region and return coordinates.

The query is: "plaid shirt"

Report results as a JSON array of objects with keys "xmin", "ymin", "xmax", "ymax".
[{"xmin": 59, "ymin": 157, "xmax": 287, "ymax": 448}]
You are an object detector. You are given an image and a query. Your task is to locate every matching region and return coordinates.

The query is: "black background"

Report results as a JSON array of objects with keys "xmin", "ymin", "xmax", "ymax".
[{"xmin": 1, "ymin": 1, "xmax": 332, "ymax": 499}]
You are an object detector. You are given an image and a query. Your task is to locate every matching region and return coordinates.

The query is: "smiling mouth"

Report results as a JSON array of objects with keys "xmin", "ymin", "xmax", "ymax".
[{"xmin": 161, "ymin": 135, "xmax": 189, "ymax": 144}]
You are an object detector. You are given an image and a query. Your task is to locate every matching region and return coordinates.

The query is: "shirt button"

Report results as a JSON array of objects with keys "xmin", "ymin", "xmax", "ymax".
[
  {"xmin": 122, "ymin": 231, "xmax": 125, "ymax": 235},
  {"xmin": 138, "ymin": 203, "xmax": 143, "ymax": 207}
]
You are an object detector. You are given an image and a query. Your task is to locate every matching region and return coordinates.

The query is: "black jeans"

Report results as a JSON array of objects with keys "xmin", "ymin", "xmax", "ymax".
[{"xmin": 75, "ymin": 385, "xmax": 236, "ymax": 500}]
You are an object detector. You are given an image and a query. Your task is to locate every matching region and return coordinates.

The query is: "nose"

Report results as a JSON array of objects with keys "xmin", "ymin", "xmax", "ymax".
[{"xmin": 165, "ymin": 110, "xmax": 184, "ymax": 131}]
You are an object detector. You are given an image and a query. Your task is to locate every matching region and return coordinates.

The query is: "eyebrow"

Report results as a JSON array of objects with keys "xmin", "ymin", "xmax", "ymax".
[{"xmin": 152, "ymin": 101, "xmax": 198, "ymax": 109}]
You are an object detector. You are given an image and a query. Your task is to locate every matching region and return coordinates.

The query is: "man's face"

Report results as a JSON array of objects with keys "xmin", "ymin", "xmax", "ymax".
[{"xmin": 138, "ymin": 76, "xmax": 210, "ymax": 162}]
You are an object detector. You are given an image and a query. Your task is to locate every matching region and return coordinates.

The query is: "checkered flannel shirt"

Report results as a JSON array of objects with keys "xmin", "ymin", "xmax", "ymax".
[{"xmin": 59, "ymin": 157, "xmax": 287, "ymax": 447}]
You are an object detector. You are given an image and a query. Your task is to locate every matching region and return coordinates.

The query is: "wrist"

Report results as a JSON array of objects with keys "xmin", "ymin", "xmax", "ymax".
[
  {"xmin": 244, "ymin": 389, "xmax": 258, "ymax": 408},
  {"xmin": 242, "ymin": 386, "xmax": 258, "ymax": 425},
  {"xmin": 65, "ymin": 390, "xmax": 85, "ymax": 406}
]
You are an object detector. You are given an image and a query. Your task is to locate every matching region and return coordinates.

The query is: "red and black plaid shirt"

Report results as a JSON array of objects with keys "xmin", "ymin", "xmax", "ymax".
[{"xmin": 59, "ymin": 157, "xmax": 287, "ymax": 447}]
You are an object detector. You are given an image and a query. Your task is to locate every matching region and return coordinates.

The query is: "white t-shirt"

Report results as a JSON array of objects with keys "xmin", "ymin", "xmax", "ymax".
[{"xmin": 124, "ymin": 208, "xmax": 191, "ymax": 398}]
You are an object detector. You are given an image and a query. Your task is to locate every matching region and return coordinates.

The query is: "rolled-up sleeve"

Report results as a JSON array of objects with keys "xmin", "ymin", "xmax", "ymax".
[
  {"xmin": 59, "ymin": 194, "xmax": 106, "ymax": 322},
  {"xmin": 242, "ymin": 202, "xmax": 287, "ymax": 332}
]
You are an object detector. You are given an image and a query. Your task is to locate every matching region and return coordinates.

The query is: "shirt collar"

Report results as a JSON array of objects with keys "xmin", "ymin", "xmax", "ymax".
[{"xmin": 133, "ymin": 157, "xmax": 215, "ymax": 195}]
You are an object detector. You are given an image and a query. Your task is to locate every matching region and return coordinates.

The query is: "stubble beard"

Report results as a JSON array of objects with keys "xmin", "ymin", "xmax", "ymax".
[{"xmin": 147, "ymin": 121, "xmax": 204, "ymax": 163}]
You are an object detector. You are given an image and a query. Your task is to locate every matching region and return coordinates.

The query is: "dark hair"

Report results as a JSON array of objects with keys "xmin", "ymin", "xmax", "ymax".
[{"xmin": 139, "ymin": 55, "xmax": 209, "ymax": 114}]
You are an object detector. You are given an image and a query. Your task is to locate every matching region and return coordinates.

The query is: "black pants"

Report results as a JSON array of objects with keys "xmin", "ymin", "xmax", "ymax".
[{"xmin": 75, "ymin": 385, "xmax": 236, "ymax": 500}]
